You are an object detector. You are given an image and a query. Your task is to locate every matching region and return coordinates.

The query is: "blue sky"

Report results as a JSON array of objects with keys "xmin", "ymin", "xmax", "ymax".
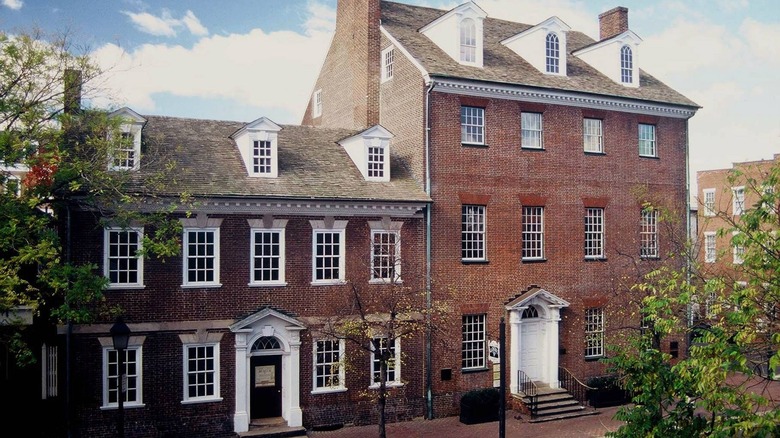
[{"xmin": 2, "ymin": 0, "xmax": 779, "ymax": 185}]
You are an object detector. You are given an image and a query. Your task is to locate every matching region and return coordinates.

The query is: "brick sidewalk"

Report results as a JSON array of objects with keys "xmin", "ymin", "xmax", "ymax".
[{"xmin": 307, "ymin": 406, "xmax": 624, "ymax": 438}]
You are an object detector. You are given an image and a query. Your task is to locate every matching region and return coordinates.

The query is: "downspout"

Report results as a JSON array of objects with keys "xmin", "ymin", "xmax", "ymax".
[
  {"xmin": 65, "ymin": 205, "xmax": 72, "ymax": 438},
  {"xmin": 684, "ymin": 118, "xmax": 694, "ymax": 351},
  {"xmin": 424, "ymin": 79, "xmax": 435, "ymax": 420}
]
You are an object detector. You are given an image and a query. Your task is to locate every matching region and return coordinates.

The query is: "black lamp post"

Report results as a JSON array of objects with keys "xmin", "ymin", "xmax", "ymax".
[{"xmin": 110, "ymin": 317, "xmax": 131, "ymax": 438}]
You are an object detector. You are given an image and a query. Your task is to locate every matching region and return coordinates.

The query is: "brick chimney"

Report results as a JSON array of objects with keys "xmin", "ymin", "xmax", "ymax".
[
  {"xmin": 598, "ymin": 6, "xmax": 629, "ymax": 41},
  {"xmin": 64, "ymin": 69, "xmax": 82, "ymax": 115}
]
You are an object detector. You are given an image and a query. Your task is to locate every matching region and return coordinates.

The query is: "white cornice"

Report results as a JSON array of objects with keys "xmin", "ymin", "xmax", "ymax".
[{"xmin": 431, "ymin": 78, "xmax": 698, "ymax": 119}]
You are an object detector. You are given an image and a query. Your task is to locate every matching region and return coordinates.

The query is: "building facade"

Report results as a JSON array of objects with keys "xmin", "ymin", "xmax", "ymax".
[{"xmin": 304, "ymin": 0, "xmax": 698, "ymax": 419}]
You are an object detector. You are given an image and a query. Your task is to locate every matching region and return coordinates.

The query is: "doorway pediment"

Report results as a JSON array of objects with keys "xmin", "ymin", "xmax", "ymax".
[
  {"xmin": 230, "ymin": 307, "xmax": 306, "ymax": 332},
  {"xmin": 505, "ymin": 286, "xmax": 570, "ymax": 310}
]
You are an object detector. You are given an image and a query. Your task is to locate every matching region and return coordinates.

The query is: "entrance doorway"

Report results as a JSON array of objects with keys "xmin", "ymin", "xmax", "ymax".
[
  {"xmin": 250, "ymin": 354, "xmax": 282, "ymax": 419},
  {"xmin": 520, "ymin": 307, "xmax": 543, "ymax": 381}
]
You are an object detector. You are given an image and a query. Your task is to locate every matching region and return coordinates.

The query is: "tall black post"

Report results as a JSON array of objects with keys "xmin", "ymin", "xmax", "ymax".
[
  {"xmin": 118, "ymin": 349, "xmax": 125, "ymax": 438},
  {"xmin": 499, "ymin": 317, "xmax": 506, "ymax": 438}
]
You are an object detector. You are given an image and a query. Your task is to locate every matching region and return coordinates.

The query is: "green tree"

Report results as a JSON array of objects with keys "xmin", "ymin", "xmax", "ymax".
[
  {"xmin": 606, "ymin": 163, "xmax": 780, "ymax": 437},
  {"xmin": 0, "ymin": 28, "xmax": 186, "ymax": 366}
]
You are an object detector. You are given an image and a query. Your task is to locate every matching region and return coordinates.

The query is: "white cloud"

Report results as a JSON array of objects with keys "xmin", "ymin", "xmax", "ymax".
[
  {"xmin": 304, "ymin": 1, "xmax": 336, "ymax": 35},
  {"xmin": 2, "ymin": 0, "xmax": 23, "ymax": 10},
  {"xmin": 122, "ymin": 9, "xmax": 209, "ymax": 37},
  {"xmin": 741, "ymin": 18, "xmax": 780, "ymax": 64}
]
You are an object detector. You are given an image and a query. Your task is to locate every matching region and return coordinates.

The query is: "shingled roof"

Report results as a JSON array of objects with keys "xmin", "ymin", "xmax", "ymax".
[
  {"xmin": 380, "ymin": 1, "xmax": 699, "ymax": 109},
  {"xmin": 138, "ymin": 115, "xmax": 430, "ymax": 203}
]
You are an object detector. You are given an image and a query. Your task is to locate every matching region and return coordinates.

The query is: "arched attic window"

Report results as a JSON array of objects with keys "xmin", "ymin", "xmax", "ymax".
[
  {"xmin": 522, "ymin": 307, "xmax": 539, "ymax": 319},
  {"xmin": 545, "ymin": 33, "xmax": 560, "ymax": 73},
  {"xmin": 251, "ymin": 336, "xmax": 282, "ymax": 351},
  {"xmin": 620, "ymin": 45, "xmax": 633, "ymax": 84},
  {"xmin": 460, "ymin": 18, "xmax": 476, "ymax": 63}
]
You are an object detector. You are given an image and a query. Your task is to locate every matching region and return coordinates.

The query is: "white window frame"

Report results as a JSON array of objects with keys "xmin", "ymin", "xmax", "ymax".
[
  {"xmin": 369, "ymin": 221, "xmax": 402, "ymax": 284},
  {"xmin": 102, "ymin": 345, "xmax": 143, "ymax": 408},
  {"xmin": 252, "ymin": 140, "xmax": 273, "ymax": 175},
  {"xmin": 370, "ymin": 337, "xmax": 402, "ymax": 388},
  {"xmin": 761, "ymin": 185, "xmax": 776, "ymax": 213},
  {"xmin": 3, "ymin": 174, "xmax": 21, "ymax": 197},
  {"xmin": 381, "ymin": 47, "xmax": 394, "ymax": 82},
  {"xmin": 312, "ymin": 89, "xmax": 322, "ymax": 118},
  {"xmin": 461, "ymin": 106, "xmax": 485, "ymax": 145},
  {"xmin": 583, "ymin": 118, "xmax": 603, "ymax": 153},
  {"xmin": 312, "ymin": 339, "xmax": 346, "ymax": 394},
  {"xmin": 521, "ymin": 112, "xmax": 543, "ymax": 149},
  {"xmin": 732, "ymin": 231, "xmax": 744, "ymax": 265},
  {"xmin": 732, "ymin": 186, "xmax": 745, "ymax": 215},
  {"xmin": 640, "ymin": 209, "xmax": 658, "ymax": 259},
  {"xmin": 460, "ymin": 18, "xmax": 477, "ymax": 63},
  {"xmin": 462, "ymin": 314, "xmax": 487, "ymax": 370},
  {"xmin": 703, "ymin": 188, "xmax": 716, "ymax": 216},
  {"xmin": 366, "ymin": 144, "xmax": 386, "ymax": 180},
  {"xmin": 104, "ymin": 227, "xmax": 144, "ymax": 289},
  {"xmin": 310, "ymin": 220, "xmax": 348, "ymax": 285},
  {"xmin": 249, "ymin": 219, "xmax": 287, "ymax": 287},
  {"xmin": 521, "ymin": 206, "xmax": 544, "ymax": 261},
  {"xmin": 41, "ymin": 343, "xmax": 58, "ymax": 399},
  {"xmin": 462, "ymin": 205, "xmax": 486, "ymax": 261},
  {"xmin": 704, "ymin": 231, "xmax": 716, "ymax": 263},
  {"xmin": 584, "ymin": 207, "xmax": 605, "ymax": 259},
  {"xmin": 638, "ymin": 123, "xmax": 656, "ymax": 157},
  {"xmin": 182, "ymin": 227, "xmax": 221, "ymax": 288},
  {"xmin": 585, "ymin": 308, "xmax": 604, "ymax": 358},
  {"xmin": 182, "ymin": 342, "xmax": 221, "ymax": 403},
  {"xmin": 109, "ymin": 128, "xmax": 141, "ymax": 171},
  {"xmin": 545, "ymin": 32, "xmax": 559, "ymax": 74},
  {"xmin": 620, "ymin": 45, "xmax": 633, "ymax": 84}
]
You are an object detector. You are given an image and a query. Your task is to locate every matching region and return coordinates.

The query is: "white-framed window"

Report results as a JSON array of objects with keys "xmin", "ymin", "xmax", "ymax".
[
  {"xmin": 620, "ymin": 45, "xmax": 633, "ymax": 84},
  {"xmin": 732, "ymin": 186, "xmax": 745, "ymax": 215},
  {"xmin": 640, "ymin": 209, "xmax": 658, "ymax": 258},
  {"xmin": 522, "ymin": 206, "xmax": 544, "ymax": 260},
  {"xmin": 3, "ymin": 174, "xmax": 22, "ymax": 197},
  {"xmin": 41, "ymin": 343, "xmax": 58, "ymax": 399},
  {"xmin": 369, "ymin": 221, "xmax": 402, "ymax": 283},
  {"xmin": 183, "ymin": 343, "xmax": 220, "ymax": 402},
  {"xmin": 249, "ymin": 219, "xmax": 287, "ymax": 286},
  {"xmin": 313, "ymin": 339, "xmax": 345, "ymax": 393},
  {"xmin": 761, "ymin": 184, "xmax": 776, "ymax": 213},
  {"xmin": 583, "ymin": 118, "xmax": 603, "ymax": 153},
  {"xmin": 545, "ymin": 33, "xmax": 559, "ymax": 74},
  {"xmin": 104, "ymin": 227, "xmax": 144, "ymax": 288},
  {"xmin": 732, "ymin": 232, "xmax": 744, "ymax": 265},
  {"xmin": 462, "ymin": 314, "xmax": 486, "ymax": 370},
  {"xmin": 521, "ymin": 112, "xmax": 543, "ymax": 149},
  {"xmin": 252, "ymin": 140, "xmax": 272, "ymax": 174},
  {"xmin": 311, "ymin": 220, "xmax": 348, "ymax": 284},
  {"xmin": 382, "ymin": 47, "xmax": 394, "ymax": 82},
  {"xmin": 584, "ymin": 207, "xmax": 605, "ymax": 259},
  {"xmin": 367, "ymin": 145, "xmax": 385, "ymax": 179},
  {"xmin": 462, "ymin": 205, "xmax": 486, "ymax": 261},
  {"xmin": 585, "ymin": 308, "xmax": 604, "ymax": 358},
  {"xmin": 704, "ymin": 231, "xmax": 716, "ymax": 263},
  {"xmin": 638, "ymin": 124, "xmax": 656, "ymax": 157},
  {"xmin": 460, "ymin": 18, "xmax": 476, "ymax": 63},
  {"xmin": 110, "ymin": 130, "xmax": 141, "ymax": 171},
  {"xmin": 703, "ymin": 188, "xmax": 716, "ymax": 216},
  {"xmin": 103, "ymin": 345, "xmax": 142, "ymax": 408},
  {"xmin": 313, "ymin": 89, "xmax": 322, "ymax": 118},
  {"xmin": 183, "ymin": 228, "xmax": 220, "ymax": 287},
  {"xmin": 461, "ymin": 106, "xmax": 485, "ymax": 145},
  {"xmin": 370, "ymin": 337, "xmax": 401, "ymax": 387}
]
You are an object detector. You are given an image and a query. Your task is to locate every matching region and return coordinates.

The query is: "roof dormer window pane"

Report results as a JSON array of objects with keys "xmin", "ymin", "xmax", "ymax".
[
  {"xmin": 460, "ymin": 18, "xmax": 476, "ymax": 63},
  {"xmin": 111, "ymin": 131, "xmax": 137, "ymax": 170},
  {"xmin": 367, "ymin": 146, "xmax": 384, "ymax": 178},
  {"xmin": 545, "ymin": 33, "xmax": 559, "ymax": 74},
  {"xmin": 620, "ymin": 46, "xmax": 633, "ymax": 84},
  {"xmin": 253, "ymin": 140, "xmax": 272, "ymax": 174}
]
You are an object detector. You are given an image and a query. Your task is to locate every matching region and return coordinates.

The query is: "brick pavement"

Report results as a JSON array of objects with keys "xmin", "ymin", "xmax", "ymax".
[{"xmin": 307, "ymin": 406, "xmax": 624, "ymax": 438}]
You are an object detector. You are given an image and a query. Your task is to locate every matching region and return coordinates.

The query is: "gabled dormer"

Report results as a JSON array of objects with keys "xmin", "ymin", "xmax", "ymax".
[
  {"xmin": 339, "ymin": 125, "xmax": 393, "ymax": 182},
  {"xmin": 501, "ymin": 16, "xmax": 571, "ymax": 76},
  {"xmin": 230, "ymin": 117, "xmax": 282, "ymax": 178},
  {"xmin": 420, "ymin": 1, "xmax": 487, "ymax": 68},
  {"xmin": 108, "ymin": 107, "xmax": 146, "ymax": 171},
  {"xmin": 573, "ymin": 7, "xmax": 642, "ymax": 88}
]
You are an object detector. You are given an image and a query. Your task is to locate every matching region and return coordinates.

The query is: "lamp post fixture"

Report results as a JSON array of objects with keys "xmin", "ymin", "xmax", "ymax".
[{"xmin": 110, "ymin": 317, "xmax": 131, "ymax": 438}]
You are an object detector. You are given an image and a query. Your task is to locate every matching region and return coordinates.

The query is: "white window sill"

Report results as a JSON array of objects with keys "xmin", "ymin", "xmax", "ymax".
[
  {"xmin": 369, "ymin": 382, "xmax": 404, "ymax": 390},
  {"xmin": 639, "ymin": 154, "xmax": 658, "ymax": 158},
  {"xmin": 100, "ymin": 402, "xmax": 145, "ymax": 411},
  {"xmin": 248, "ymin": 282, "xmax": 288, "ymax": 288},
  {"xmin": 311, "ymin": 387, "xmax": 347, "ymax": 395},
  {"xmin": 369, "ymin": 279, "xmax": 403, "ymax": 285},
  {"xmin": 311, "ymin": 280, "xmax": 346, "ymax": 286},
  {"xmin": 461, "ymin": 141, "xmax": 486, "ymax": 147},
  {"xmin": 106, "ymin": 284, "xmax": 146, "ymax": 290},
  {"xmin": 521, "ymin": 146, "xmax": 544, "ymax": 150},
  {"xmin": 181, "ymin": 396, "xmax": 223, "ymax": 405},
  {"xmin": 181, "ymin": 283, "xmax": 222, "ymax": 289}
]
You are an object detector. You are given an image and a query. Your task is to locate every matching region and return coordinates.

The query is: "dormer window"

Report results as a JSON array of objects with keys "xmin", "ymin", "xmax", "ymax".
[
  {"xmin": 339, "ymin": 125, "xmax": 393, "ymax": 182},
  {"xmin": 620, "ymin": 45, "xmax": 633, "ymax": 83},
  {"xmin": 230, "ymin": 117, "xmax": 282, "ymax": 178},
  {"xmin": 460, "ymin": 18, "xmax": 476, "ymax": 63},
  {"xmin": 546, "ymin": 33, "xmax": 560, "ymax": 73},
  {"xmin": 108, "ymin": 107, "xmax": 146, "ymax": 171}
]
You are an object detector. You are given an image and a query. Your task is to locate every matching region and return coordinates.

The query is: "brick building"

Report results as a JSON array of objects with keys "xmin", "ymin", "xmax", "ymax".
[{"xmin": 304, "ymin": 0, "xmax": 699, "ymax": 419}]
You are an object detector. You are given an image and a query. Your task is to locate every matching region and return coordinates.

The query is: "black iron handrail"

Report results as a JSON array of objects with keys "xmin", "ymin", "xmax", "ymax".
[
  {"xmin": 517, "ymin": 369, "xmax": 539, "ymax": 415},
  {"xmin": 558, "ymin": 366, "xmax": 595, "ymax": 406}
]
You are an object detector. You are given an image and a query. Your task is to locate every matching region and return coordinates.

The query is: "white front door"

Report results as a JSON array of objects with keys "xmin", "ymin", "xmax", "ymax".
[{"xmin": 520, "ymin": 319, "xmax": 543, "ymax": 380}]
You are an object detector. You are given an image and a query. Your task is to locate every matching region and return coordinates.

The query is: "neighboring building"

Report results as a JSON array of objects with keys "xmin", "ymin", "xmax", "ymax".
[{"xmin": 304, "ymin": 0, "xmax": 698, "ymax": 419}]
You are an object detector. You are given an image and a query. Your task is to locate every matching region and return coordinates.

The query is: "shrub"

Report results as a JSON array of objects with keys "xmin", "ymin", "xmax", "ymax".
[{"xmin": 459, "ymin": 387, "xmax": 500, "ymax": 424}]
